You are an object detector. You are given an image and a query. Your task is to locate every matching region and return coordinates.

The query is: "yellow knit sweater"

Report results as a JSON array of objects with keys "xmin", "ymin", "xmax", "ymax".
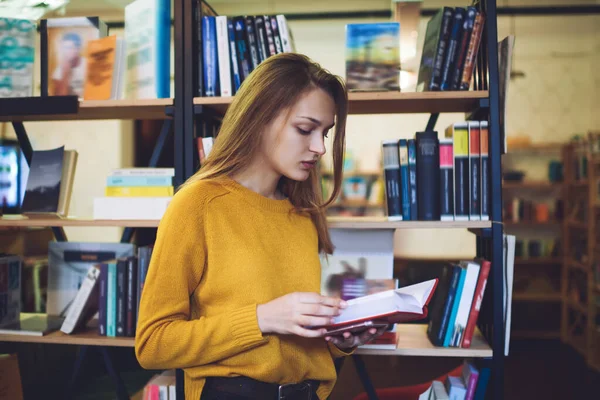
[{"xmin": 135, "ymin": 175, "xmax": 350, "ymax": 399}]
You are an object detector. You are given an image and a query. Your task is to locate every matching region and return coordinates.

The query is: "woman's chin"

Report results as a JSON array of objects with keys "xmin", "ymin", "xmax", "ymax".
[{"xmin": 283, "ymin": 169, "xmax": 311, "ymax": 182}]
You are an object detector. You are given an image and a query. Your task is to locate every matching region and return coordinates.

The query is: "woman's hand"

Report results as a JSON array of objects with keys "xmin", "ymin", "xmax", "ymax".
[
  {"xmin": 257, "ymin": 292, "xmax": 347, "ymax": 337},
  {"xmin": 325, "ymin": 325, "xmax": 389, "ymax": 350}
]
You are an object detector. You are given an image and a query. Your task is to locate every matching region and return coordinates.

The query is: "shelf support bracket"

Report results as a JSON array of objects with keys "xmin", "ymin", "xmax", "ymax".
[
  {"xmin": 425, "ymin": 113, "xmax": 439, "ymax": 132},
  {"xmin": 352, "ymin": 355, "xmax": 380, "ymax": 400}
]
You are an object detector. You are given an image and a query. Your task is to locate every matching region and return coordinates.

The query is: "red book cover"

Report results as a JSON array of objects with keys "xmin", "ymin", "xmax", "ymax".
[{"xmin": 461, "ymin": 259, "xmax": 491, "ymax": 348}]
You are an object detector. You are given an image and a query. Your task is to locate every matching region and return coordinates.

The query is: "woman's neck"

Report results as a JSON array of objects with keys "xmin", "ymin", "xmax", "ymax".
[{"xmin": 230, "ymin": 165, "xmax": 284, "ymax": 200}]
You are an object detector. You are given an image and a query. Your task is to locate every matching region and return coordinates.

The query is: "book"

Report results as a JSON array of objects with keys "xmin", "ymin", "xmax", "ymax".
[
  {"xmin": 40, "ymin": 16, "xmax": 108, "ymax": 98},
  {"xmin": 439, "ymin": 138, "xmax": 454, "ymax": 221},
  {"xmin": 345, "ymin": 22, "xmax": 400, "ymax": 92},
  {"xmin": 479, "ymin": 121, "xmax": 490, "ymax": 220},
  {"xmin": 468, "ymin": 122, "xmax": 481, "ymax": 221},
  {"xmin": 440, "ymin": 8, "xmax": 465, "ymax": 91},
  {"xmin": 459, "ymin": 12, "xmax": 485, "ymax": 90},
  {"xmin": 0, "ymin": 313, "xmax": 64, "ymax": 336},
  {"xmin": 445, "ymin": 376, "xmax": 467, "ymax": 400},
  {"xmin": 416, "ymin": 7, "xmax": 453, "ymax": 92},
  {"xmin": 202, "ymin": 16, "xmax": 218, "ymax": 96},
  {"xmin": 320, "ymin": 279, "xmax": 438, "ymax": 332},
  {"xmin": 427, "ymin": 264, "xmax": 460, "ymax": 346},
  {"xmin": 0, "ymin": 254, "xmax": 22, "ymax": 326},
  {"xmin": 109, "ymin": 167, "xmax": 175, "ymax": 177},
  {"xmin": 416, "ymin": 130, "xmax": 440, "ymax": 221},
  {"xmin": 93, "ymin": 197, "xmax": 172, "ymax": 220},
  {"xmin": 382, "ymin": 140, "xmax": 403, "ymax": 220},
  {"xmin": 450, "ymin": 7, "xmax": 477, "ymax": 90},
  {"xmin": 446, "ymin": 123, "xmax": 469, "ymax": 221},
  {"xmin": 83, "ymin": 35, "xmax": 125, "ymax": 100},
  {"xmin": 216, "ymin": 16, "xmax": 232, "ymax": 97},
  {"xmin": 462, "ymin": 361, "xmax": 479, "ymax": 400},
  {"xmin": 450, "ymin": 261, "xmax": 480, "ymax": 347},
  {"xmin": 0, "ymin": 17, "xmax": 36, "ymax": 98},
  {"xmin": 407, "ymin": 139, "xmax": 418, "ymax": 220},
  {"xmin": 60, "ymin": 265, "xmax": 100, "ymax": 334},
  {"xmin": 105, "ymin": 186, "xmax": 174, "ymax": 197},
  {"xmin": 461, "ymin": 259, "xmax": 490, "ymax": 348},
  {"xmin": 398, "ymin": 139, "xmax": 411, "ymax": 220}
]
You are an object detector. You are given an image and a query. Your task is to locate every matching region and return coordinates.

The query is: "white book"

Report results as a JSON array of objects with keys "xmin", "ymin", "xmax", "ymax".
[
  {"xmin": 276, "ymin": 15, "xmax": 293, "ymax": 52},
  {"xmin": 110, "ymin": 168, "xmax": 175, "ymax": 177},
  {"xmin": 93, "ymin": 197, "xmax": 172, "ymax": 220},
  {"xmin": 216, "ymin": 16, "xmax": 232, "ymax": 97},
  {"xmin": 504, "ymin": 234, "xmax": 515, "ymax": 356},
  {"xmin": 431, "ymin": 380, "xmax": 449, "ymax": 400},
  {"xmin": 203, "ymin": 137, "xmax": 215, "ymax": 159},
  {"xmin": 60, "ymin": 266, "xmax": 100, "ymax": 334},
  {"xmin": 445, "ymin": 376, "xmax": 467, "ymax": 400},
  {"xmin": 450, "ymin": 261, "xmax": 480, "ymax": 346}
]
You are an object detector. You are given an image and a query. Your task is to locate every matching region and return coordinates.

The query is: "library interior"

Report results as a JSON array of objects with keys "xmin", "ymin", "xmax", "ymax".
[{"xmin": 0, "ymin": 0, "xmax": 599, "ymax": 399}]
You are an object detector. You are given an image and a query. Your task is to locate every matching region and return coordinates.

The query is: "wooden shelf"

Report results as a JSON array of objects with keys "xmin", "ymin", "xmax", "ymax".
[
  {"xmin": 326, "ymin": 217, "xmax": 491, "ymax": 230},
  {"xmin": 354, "ymin": 324, "xmax": 492, "ymax": 357},
  {"xmin": 0, "ymin": 99, "xmax": 173, "ymax": 122},
  {"xmin": 0, "ymin": 326, "xmax": 134, "ymax": 347},
  {"xmin": 513, "ymin": 292, "xmax": 562, "ymax": 303},
  {"xmin": 194, "ymin": 91, "xmax": 489, "ymax": 116},
  {"xmin": 514, "ymin": 257, "xmax": 562, "ymax": 265},
  {"xmin": 0, "ymin": 216, "xmax": 160, "ymax": 228},
  {"xmin": 502, "ymin": 181, "xmax": 562, "ymax": 189}
]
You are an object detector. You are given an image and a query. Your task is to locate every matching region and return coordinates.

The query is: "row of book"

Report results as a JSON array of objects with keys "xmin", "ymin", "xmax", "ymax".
[
  {"xmin": 0, "ymin": 0, "xmax": 170, "ymax": 99},
  {"xmin": 419, "ymin": 360, "xmax": 490, "ymax": 400},
  {"xmin": 200, "ymin": 14, "xmax": 295, "ymax": 97},
  {"xmin": 93, "ymin": 168, "xmax": 174, "ymax": 220},
  {"xmin": 426, "ymin": 259, "xmax": 490, "ymax": 349},
  {"xmin": 417, "ymin": 6, "xmax": 485, "ymax": 92},
  {"xmin": 61, "ymin": 245, "xmax": 153, "ymax": 337},
  {"xmin": 382, "ymin": 121, "xmax": 489, "ymax": 221},
  {"xmin": 503, "ymin": 197, "xmax": 561, "ymax": 223}
]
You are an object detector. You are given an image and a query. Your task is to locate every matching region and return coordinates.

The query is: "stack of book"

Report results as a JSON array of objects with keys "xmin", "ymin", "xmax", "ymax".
[
  {"xmin": 419, "ymin": 360, "xmax": 490, "ymax": 400},
  {"xmin": 417, "ymin": 6, "xmax": 485, "ymax": 92},
  {"xmin": 426, "ymin": 259, "xmax": 490, "ymax": 349},
  {"xmin": 382, "ymin": 121, "xmax": 489, "ymax": 221},
  {"xmin": 199, "ymin": 14, "xmax": 295, "ymax": 97},
  {"xmin": 93, "ymin": 168, "xmax": 174, "ymax": 220}
]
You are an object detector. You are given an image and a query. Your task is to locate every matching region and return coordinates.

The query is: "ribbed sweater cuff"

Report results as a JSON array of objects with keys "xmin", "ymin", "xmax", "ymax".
[
  {"xmin": 328, "ymin": 341, "xmax": 355, "ymax": 358},
  {"xmin": 229, "ymin": 304, "xmax": 266, "ymax": 347}
]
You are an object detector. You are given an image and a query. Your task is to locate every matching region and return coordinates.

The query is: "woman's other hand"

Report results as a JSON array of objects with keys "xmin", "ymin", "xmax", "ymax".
[{"xmin": 325, "ymin": 325, "xmax": 389, "ymax": 350}]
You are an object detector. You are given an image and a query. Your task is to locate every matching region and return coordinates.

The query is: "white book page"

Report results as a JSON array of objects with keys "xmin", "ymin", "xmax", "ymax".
[{"xmin": 395, "ymin": 279, "xmax": 437, "ymax": 307}]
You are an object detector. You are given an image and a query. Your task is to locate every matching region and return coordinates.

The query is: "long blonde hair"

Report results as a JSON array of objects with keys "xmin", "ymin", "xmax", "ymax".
[{"xmin": 183, "ymin": 53, "xmax": 347, "ymax": 254}]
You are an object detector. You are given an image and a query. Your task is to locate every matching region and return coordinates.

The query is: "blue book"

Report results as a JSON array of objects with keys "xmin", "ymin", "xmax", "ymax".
[
  {"xmin": 398, "ymin": 139, "xmax": 411, "ymax": 220},
  {"xmin": 106, "ymin": 176, "xmax": 172, "ymax": 187},
  {"xmin": 443, "ymin": 266, "xmax": 466, "ymax": 346},
  {"xmin": 440, "ymin": 7, "xmax": 465, "ymax": 91},
  {"xmin": 227, "ymin": 18, "xmax": 241, "ymax": 93},
  {"xmin": 107, "ymin": 262, "xmax": 117, "ymax": 337},
  {"xmin": 473, "ymin": 366, "xmax": 491, "ymax": 400},
  {"xmin": 407, "ymin": 139, "xmax": 418, "ymax": 221},
  {"xmin": 98, "ymin": 264, "xmax": 108, "ymax": 336},
  {"xmin": 202, "ymin": 16, "xmax": 219, "ymax": 96},
  {"xmin": 124, "ymin": 0, "xmax": 171, "ymax": 98}
]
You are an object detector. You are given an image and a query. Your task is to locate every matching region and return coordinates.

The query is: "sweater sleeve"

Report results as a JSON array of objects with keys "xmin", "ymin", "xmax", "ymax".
[
  {"xmin": 327, "ymin": 342, "xmax": 356, "ymax": 358},
  {"xmin": 135, "ymin": 184, "xmax": 268, "ymax": 370}
]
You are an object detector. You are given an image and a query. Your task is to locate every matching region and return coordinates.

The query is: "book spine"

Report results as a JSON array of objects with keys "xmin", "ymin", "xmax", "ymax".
[
  {"xmin": 276, "ymin": 15, "xmax": 292, "ymax": 52},
  {"xmin": 464, "ymin": 367, "xmax": 480, "ymax": 400},
  {"xmin": 416, "ymin": 131, "xmax": 441, "ymax": 220},
  {"xmin": 107, "ymin": 262, "xmax": 117, "ymax": 337},
  {"xmin": 98, "ymin": 263, "xmax": 108, "ymax": 336},
  {"xmin": 202, "ymin": 16, "xmax": 219, "ymax": 96},
  {"xmin": 443, "ymin": 267, "xmax": 466, "ymax": 347},
  {"xmin": 448, "ymin": 123, "xmax": 469, "ymax": 220},
  {"xmin": 233, "ymin": 17, "xmax": 251, "ymax": 81},
  {"xmin": 440, "ymin": 8, "xmax": 465, "ymax": 91},
  {"xmin": 469, "ymin": 122, "xmax": 481, "ymax": 221},
  {"xmin": 116, "ymin": 259, "xmax": 128, "ymax": 337},
  {"xmin": 460, "ymin": 12, "xmax": 485, "ymax": 90},
  {"xmin": 156, "ymin": 0, "xmax": 171, "ymax": 98},
  {"xmin": 451, "ymin": 262, "xmax": 480, "ymax": 346},
  {"xmin": 399, "ymin": 140, "xmax": 411, "ymax": 220},
  {"xmin": 126, "ymin": 256, "xmax": 138, "ymax": 337},
  {"xmin": 263, "ymin": 16, "xmax": 277, "ymax": 57},
  {"xmin": 194, "ymin": 0, "xmax": 204, "ymax": 96},
  {"xmin": 407, "ymin": 139, "xmax": 418, "ymax": 221},
  {"xmin": 270, "ymin": 16, "xmax": 283, "ymax": 53},
  {"xmin": 461, "ymin": 260, "xmax": 491, "ymax": 348},
  {"xmin": 254, "ymin": 16, "xmax": 268, "ymax": 63},
  {"xmin": 216, "ymin": 16, "xmax": 232, "ymax": 97},
  {"xmin": 480, "ymin": 121, "xmax": 490, "ymax": 220},
  {"xmin": 431, "ymin": 7, "xmax": 455, "ymax": 90},
  {"xmin": 244, "ymin": 16, "xmax": 260, "ymax": 70},
  {"xmin": 105, "ymin": 186, "xmax": 174, "ymax": 197},
  {"xmin": 227, "ymin": 18, "xmax": 241, "ymax": 93},
  {"xmin": 434, "ymin": 266, "xmax": 461, "ymax": 346},
  {"xmin": 60, "ymin": 266, "xmax": 100, "ymax": 334},
  {"xmin": 439, "ymin": 138, "xmax": 454, "ymax": 221},
  {"xmin": 382, "ymin": 142, "xmax": 403, "ymax": 219},
  {"xmin": 450, "ymin": 7, "xmax": 476, "ymax": 90},
  {"xmin": 473, "ymin": 367, "xmax": 491, "ymax": 400},
  {"xmin": 106, "ymin": 176, "xmax": 173, "ymax": 187}
]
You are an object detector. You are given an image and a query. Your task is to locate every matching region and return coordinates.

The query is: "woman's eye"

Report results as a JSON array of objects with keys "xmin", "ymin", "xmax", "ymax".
[
  {"xmin": 323, "ymin": 130, "xmax": 330, "ymax": 138},
  {"xmin": 297, "ymin": 128, "xmax": 311, "ymax": 135}
]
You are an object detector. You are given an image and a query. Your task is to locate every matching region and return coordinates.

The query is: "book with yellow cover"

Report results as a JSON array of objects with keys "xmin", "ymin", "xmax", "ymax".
[
  {"xmin": 105, "ymin": 186, "xmax": 174, "ymax": 197},
  {"xmin": 83, "ymin": 35, "xmax": 125, "ymax": 100}
]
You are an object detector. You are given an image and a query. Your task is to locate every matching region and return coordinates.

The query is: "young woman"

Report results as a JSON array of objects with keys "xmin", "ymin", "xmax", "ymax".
[{"xmin": 135, "ymin": 53, "xmax": 387, "ymax": 400}]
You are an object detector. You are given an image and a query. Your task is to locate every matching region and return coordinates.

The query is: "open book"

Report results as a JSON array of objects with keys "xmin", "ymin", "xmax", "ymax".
[{"xmin": 321, "ymin": 279, "xmax": 438, "ymax": 333}]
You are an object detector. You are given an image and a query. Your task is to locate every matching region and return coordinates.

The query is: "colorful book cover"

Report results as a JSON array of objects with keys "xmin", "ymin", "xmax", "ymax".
[
  {"xmin": 440, "ymin": 8, "xmax": 465, "ymax": 91},
  {"xmin": 227, "ymin": 18, "xmax": 241, "ymax": 93},
  {"xmin": 468, "ymin": 121, "xmax": 481, "ymax": 220},
  {"xmin": 107, "ymin": 262, "xmax": 116, "ymax": 337},
  {"xmin": 345, "ymin": 22, "xmax": 400, "ymax": 92},
  {"xmin": 407, "ymin": 139, "xmax": 418, "ymax": 221},
  {"xmin": 0, "ymin": 18, "xmax": 35, "ymax": 98},
  {"xmin": 105, "ymin": 186, "xmax": 174, "ymax": 197},
  {"xmin": 439, "ymin": 138, "xmax": 454, "ymax": 221},
  {"xmin": 83, "ymin": 35, "xmax": 124, "ymax": 100},
  {"xmin": 202, "ymin": 16, "xmax": 218, "ymax": 96},
  {"xmin": 416, "ymin": 7, "xmax": 453, "ymax": 92},
  {"xmin": 382, "ymin": 141, "xmax": 403, "ymax": 220},
  {"xmin": 124, "ymin": 0, "xmax": 171, "ymax": 99},
  {"xmin": 446, "ymin": 123, "xmax": 469, "ymax": 221},
  {"xmin": 480, "ymin": 121, "xmax": 490, "ymax": 220},
  {"xmin": 398, "ymin": 139, "xmax": 411, "ymax": 220}
]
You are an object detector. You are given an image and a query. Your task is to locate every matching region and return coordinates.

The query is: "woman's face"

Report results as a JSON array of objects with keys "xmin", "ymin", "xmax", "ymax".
[{"xmin": 261, "ymin": 88, "xmax": 335, "ymax": 182}]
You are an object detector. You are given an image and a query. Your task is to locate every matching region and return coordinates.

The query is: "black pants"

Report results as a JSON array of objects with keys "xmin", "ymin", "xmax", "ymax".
[{"xmin": 200, "ymin": 376, "xmax": 320, "ymax": 400}]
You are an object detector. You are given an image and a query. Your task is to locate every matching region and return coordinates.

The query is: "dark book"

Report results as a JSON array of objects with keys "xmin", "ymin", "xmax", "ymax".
[
  {"xmin": 97, "ymin": 263, "xmax": 108, "ymax": 336},
  {"xmin": 21, "ymin": 147, "xmax": 64, "ymax": 214},
  {"xmin": 427, "ymin": 264, "xmax": 459, "ymax": 346},
  {"xmin": 254, "ymin": 16, "xmax": 268, "ymax": 63},
  {"xmin": 460, "ymin": 12, "xmax": 485, "ymax": 90},
  {"xmin": 439, "ymin": 138, "xmax": 454, "ymax": 221},
  {"xmin": 269, "ymin": 16, "xmax": 283, "ymax": 54},
  {"xmin": 480, "ymin": 122, "xmax": 490, "ymax": 220},
  {"xmin": 416, "ymin": 7, "xmax": 454, "ymax": 91},
  {"xmin": 136, "ymin": 246, "xmax": 153, "ymax": 328},
  {"xmin": 227, "ymin": 18, "xmax": 241, "ymax": 93},
  {"xmin": 263, "ymin": 16, "xmax": 277, "ymax": 57},
  {"xmin": 382, "ymin": 141, "xmax": 403, "ymax": 220},
  {"xmin": 115, "ymin": 258, "xmax": 128, "ymax": 337},
  {"xmin": 202, "ymin": 16, "xmax": 219, "ymax": 96},
  {"xmin": 193, "ymin": 0, "xmax": 204, "ymax": 96},
  {"xmin": 450, "ymin": 7, "xmax": 477, "ymax": 90},
  {"xmin": 233, "ymin": 17, "xmax": 251, "ymax": 82},
  {"xmin": 440, "ymin": 8, "xmax": 465, "ymax": 91},
  {"xmin": 446, "ymin": 123, "xmax": 469, "ymax": 220},
  {"xmin": 468, "ymin": 122, "xmax": 481, "ymax": 220},
  {"xmin": 126, "ymin": 256, "xmax": 138, "ymax": 337},
  {"xmin": 407, "ymin": 139, "xmax": 418, "ymax": 221},
  {"xmin": 399, "ymin": 139, "xmax": 411, "ymax": 220},
  {"xmin": 416, "ymin": 130, "xmax": 441, "ymax": 220},
  {"xmin": 244, "ymin": 16, "xmax": 260, "ymax": 70}
]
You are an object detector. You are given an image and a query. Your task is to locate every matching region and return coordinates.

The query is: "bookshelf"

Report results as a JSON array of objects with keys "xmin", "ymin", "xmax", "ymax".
[
  {"xmin": 0, "ymin": 327, "xmax": 134, "ymax": 348},
  {"xmin": 561, "ymin": 137, "xmax": 600, "ymax": 373},
  {"xmin": 0, "ymin": 217, "xmax": 161, "ymax": 228}
]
